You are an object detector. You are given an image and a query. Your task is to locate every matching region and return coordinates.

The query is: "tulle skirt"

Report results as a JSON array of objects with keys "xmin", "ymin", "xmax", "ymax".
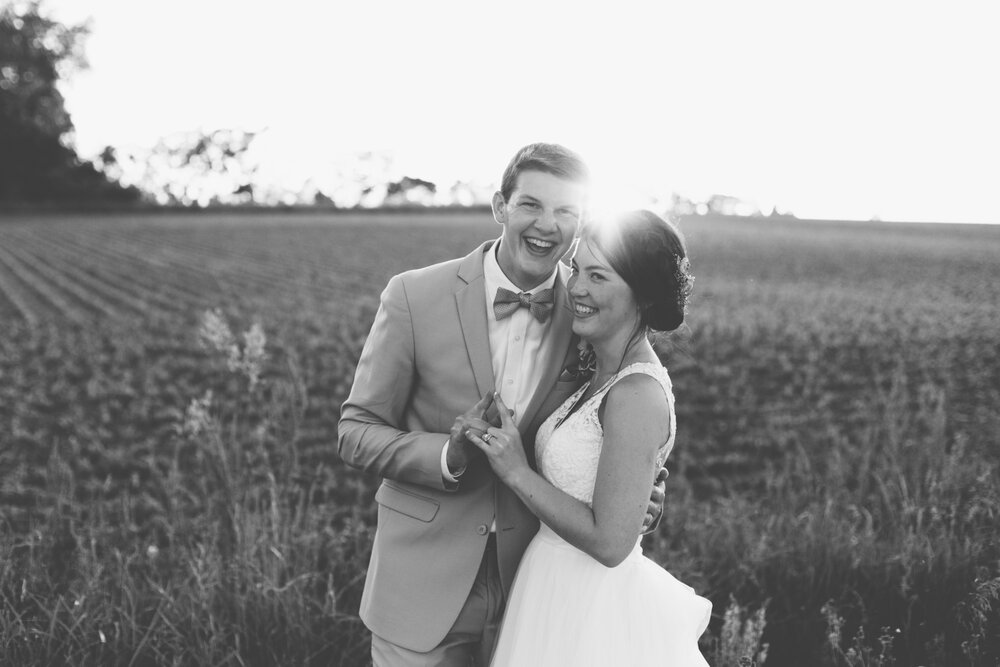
[{"xmin": 490, "ymin": 524, "xmax": 712, "ymax": 666}]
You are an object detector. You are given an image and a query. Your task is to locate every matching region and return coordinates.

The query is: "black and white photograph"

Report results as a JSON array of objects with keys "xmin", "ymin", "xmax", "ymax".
[{"xmin": 1, "ymin": 1, "xmax": 998, "ymax": 665}]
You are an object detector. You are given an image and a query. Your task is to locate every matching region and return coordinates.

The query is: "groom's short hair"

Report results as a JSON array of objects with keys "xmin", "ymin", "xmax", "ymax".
[{"xmin": 499, "ymin": 143, "xmax": 590, "ymax": 202}]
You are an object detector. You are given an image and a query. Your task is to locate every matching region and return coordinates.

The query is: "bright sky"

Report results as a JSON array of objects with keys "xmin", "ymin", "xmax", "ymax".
[{"xmin": 45, "ymin": 0, "xmax": 1000, "ymax": 222}]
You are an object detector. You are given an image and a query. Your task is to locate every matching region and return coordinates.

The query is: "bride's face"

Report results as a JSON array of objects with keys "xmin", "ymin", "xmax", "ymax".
[{"xmin": 568, "ymin": 239, "xmax": 638, "ymax": 344}]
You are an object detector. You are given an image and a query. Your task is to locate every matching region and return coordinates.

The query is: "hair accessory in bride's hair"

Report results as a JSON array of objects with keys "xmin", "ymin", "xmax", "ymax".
[{"xmin": 674, "ymin": 255, "xmax": 694, "ymax": 314}]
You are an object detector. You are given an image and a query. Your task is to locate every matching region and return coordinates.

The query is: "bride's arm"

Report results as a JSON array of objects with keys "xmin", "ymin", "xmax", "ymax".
[{"xmin": 470, "ymin": 377, "xmax": 669, "ymax": 568}]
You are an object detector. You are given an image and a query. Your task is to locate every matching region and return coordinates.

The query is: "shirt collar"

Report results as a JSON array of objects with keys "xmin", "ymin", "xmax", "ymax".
[{"xmin": 484, "ymin": 238, "xmax": 559, "ymax": 299}]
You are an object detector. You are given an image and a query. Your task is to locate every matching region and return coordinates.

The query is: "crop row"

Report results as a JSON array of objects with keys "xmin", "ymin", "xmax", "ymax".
[{"xmin": 0, "ymin": 218, "xmax": 459, "ymax": 330}]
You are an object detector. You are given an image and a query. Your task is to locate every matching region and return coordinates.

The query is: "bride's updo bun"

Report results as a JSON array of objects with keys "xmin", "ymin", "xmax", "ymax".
[{"xmin": 580, "ymin": 210, "xmax": 693, "ymax": 333}]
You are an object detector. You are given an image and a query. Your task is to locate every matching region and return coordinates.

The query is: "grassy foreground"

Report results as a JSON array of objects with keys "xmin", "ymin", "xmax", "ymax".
[{"xmin": 1, "ymin": 213, "xmax": 998, "ymax": 665}]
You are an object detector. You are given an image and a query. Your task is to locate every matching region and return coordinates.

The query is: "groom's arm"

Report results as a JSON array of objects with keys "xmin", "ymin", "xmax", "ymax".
[{"xmin": 338, "ymin": 275, "xmax": 452, "ymax": 491}]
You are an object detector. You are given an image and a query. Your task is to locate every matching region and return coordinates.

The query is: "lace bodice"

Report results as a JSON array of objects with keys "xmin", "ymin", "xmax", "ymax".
[{"xmin": 535, "ymin": 362, "xmax": 676, "ymax": 507}]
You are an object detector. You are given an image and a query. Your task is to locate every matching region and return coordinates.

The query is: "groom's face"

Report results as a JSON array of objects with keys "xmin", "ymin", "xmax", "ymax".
[{"xmin": 492, "ymin": 170, "xmax": 586, "ymax": 292}]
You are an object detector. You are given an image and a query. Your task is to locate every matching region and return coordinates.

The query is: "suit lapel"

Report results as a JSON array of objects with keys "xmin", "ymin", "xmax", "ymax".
[
  {"xmin": 518, "ymin": 265, "xmax": 575, "ymax": 431},
  {"xmin": 455, "ymin": 242, "xmax": 496, "ymax": 400}
]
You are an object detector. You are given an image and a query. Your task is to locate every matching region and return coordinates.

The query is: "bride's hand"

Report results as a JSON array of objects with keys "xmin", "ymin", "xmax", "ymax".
[{"xmin": 467, "ymin": 393, "xmax": 528, "ymax": 485}]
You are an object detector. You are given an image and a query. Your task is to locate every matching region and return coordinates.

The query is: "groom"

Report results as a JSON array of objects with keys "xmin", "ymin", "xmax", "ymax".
[{"xmin": 338, "ymin": 143, "xmax": 663, "ymax": 666}]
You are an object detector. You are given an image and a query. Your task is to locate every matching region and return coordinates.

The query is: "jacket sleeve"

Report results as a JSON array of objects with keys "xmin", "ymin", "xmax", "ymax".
[{"xmin": 337, "ymin": 274, "xmax": 452, "ymax": 491}]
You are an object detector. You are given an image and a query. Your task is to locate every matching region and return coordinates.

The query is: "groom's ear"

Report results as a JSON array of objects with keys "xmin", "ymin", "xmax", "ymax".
[{"xmin": 491, "ymin": 191, "xmax": 507, "ymax": 225}]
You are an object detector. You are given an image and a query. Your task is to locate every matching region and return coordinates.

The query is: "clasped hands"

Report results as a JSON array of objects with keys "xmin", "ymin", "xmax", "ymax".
[
  {"xmin": 447, "ymin": 392, "xmax": 668, "ymax": 531},
  {"xmin": 446, "ymin": 392, "xmax": 527, "ymax": 483}
]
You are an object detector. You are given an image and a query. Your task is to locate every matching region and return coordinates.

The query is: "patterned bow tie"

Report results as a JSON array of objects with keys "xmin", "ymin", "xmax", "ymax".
[{"xmin": 493, "ymin": 287, "xmax": 554, "ymax": 323}]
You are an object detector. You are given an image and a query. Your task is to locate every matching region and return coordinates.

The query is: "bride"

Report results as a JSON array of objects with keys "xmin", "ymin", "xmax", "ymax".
[{"xmin": 468, "ymin": 209, "xmax": 711, "ymax": 666}]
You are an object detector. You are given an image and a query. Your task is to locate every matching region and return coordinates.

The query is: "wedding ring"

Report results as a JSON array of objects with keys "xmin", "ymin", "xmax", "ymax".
[{"xmin": 481, "ymin": 433, "xmax": 495, "ymax": 444}]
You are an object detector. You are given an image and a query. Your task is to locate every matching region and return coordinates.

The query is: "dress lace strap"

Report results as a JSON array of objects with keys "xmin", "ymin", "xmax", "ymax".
[{"xmin": 595, "ymin": 362, "xmax": 672, "ymax": 402}]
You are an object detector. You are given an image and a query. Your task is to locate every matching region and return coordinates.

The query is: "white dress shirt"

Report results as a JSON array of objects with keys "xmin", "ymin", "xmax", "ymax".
[{"xmin": 441, "ymin": 239, "xmax": 561, "ymax": 484}]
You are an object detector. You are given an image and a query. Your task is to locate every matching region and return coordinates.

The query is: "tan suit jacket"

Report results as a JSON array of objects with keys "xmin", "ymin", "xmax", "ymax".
[{"xmin": 338, "ymin": 240, "xmax": 582, "ymax": 653}]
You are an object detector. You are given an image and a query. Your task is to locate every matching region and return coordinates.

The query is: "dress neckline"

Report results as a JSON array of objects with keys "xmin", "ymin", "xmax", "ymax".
[{"xmin": 557, "ymin": 361, "xmax": 666, "ymax": 427}]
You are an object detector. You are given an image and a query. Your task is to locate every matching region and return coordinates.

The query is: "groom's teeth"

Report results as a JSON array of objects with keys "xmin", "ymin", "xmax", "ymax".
[{"xmin": 525, "ymin": 238, "xmax": 555, "ymax": 250}]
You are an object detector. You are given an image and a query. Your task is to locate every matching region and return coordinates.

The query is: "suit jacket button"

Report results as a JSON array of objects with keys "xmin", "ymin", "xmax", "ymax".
[{"xmin": 477, "ymin": 524, "xmax": 488, "ymax": 535}]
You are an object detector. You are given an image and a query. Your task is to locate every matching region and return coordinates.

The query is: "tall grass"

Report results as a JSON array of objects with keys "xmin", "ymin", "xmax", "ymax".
[
  {"xmin": 650, "ymin": 358, "xmax": 1000, "ymax": 665},
  {"xmin": 0, "ymin": 312, "xmax": 373, "ymax": 665},
  {"xmin": 4, "ymin": 323, "xmax": 999, "ymax": 666},
  {"xmin": 6, "ymin": 340, "xmax": 993, "ymax": 666},
  {"xmin": 0, "ymin": 311, "xmax": 780, "ymax": 666}
]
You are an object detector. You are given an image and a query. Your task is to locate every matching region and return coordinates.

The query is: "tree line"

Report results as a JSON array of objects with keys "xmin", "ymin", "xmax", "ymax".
[
  {"xmin": 1, "ymin": 2, "xmax": 775, "ymax": 214},
  {"xmin": 0, "ymin": 3, "xmax": 461, "ymax": 208},
  {"xmin": 0, "ymin": 1, "xmax": 139, "ymax": 204}
]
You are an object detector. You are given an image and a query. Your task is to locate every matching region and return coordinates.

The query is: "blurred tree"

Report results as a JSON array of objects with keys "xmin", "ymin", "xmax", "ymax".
[
  {"xmin": 669, "ymin": 193, "xmax": 697, "ymax": 216},
  {"xmin": 706, "ymin": 193, "xmax": 759, "ymax": 217},
  {"xmin": 0, "ymin": 0, "xmax": 83, "ymax": 136},
  {"xmin": 116, "ymin": 128, "xmax": 260, "ymax": 206},
  {"xmin": 380, "ymin": 176, "xmax": 436, "ymax": 207},
  {"xmin": 313, "ymin": 190, "xmax": 336, "ymax": 208},
  {"xmin": 0, "ymin": 0, "xmax": 137, "ymax": 202}
]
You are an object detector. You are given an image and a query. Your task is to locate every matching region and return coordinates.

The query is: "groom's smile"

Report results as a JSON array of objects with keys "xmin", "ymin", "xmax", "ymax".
[{"xmin": 523, "ymin": 236, "xmax": 556, "ymax": 254}]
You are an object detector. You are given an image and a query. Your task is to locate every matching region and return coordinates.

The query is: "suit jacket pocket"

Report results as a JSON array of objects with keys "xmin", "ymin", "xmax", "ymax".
[{"xmin": 376, "ymin": 481, "xmax": 440, "ymax": 522}]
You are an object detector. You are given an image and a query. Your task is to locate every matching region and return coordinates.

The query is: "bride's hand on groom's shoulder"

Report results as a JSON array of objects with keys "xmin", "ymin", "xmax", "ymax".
[{"xmin": 467, "ymin": 393, "xmax": 528, "ymax": 486}]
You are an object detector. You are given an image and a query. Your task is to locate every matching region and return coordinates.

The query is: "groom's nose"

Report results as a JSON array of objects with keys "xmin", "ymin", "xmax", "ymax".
[{"xmin": 534, "ymin": 208, "xmax": 557, "ymax": 231}]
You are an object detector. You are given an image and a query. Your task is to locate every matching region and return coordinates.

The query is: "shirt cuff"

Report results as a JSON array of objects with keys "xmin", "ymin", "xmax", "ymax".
[{"xmin": 441, "ymin": 438, "xmax": 466, "ymax": 483}]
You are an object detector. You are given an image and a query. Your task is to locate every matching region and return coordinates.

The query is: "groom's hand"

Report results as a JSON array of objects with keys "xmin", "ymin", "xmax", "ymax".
[
  {"xmin": 641, "ymin": 467, "xmax": 668, "ymax": 533},
  {"xmin": 446, "ymin": 393, "xmax": 495, "ymax": 473}
]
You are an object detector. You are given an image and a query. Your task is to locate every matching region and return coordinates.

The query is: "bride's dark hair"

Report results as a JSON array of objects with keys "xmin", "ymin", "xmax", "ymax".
[{"xmin": 579, "ymin": 210, "xmax": 693, "ymax": 334}]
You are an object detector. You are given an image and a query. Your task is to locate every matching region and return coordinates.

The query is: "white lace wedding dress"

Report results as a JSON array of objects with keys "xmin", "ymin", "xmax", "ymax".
[{"xmin": 490, "ymin": 362, "xmax": 711, "ymax": 666}]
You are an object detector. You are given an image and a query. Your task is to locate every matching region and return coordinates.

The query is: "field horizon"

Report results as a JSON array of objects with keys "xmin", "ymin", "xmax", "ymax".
[{"xmin": 2, "ymin": 205, "xmax": 997, "ymax": 229}]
